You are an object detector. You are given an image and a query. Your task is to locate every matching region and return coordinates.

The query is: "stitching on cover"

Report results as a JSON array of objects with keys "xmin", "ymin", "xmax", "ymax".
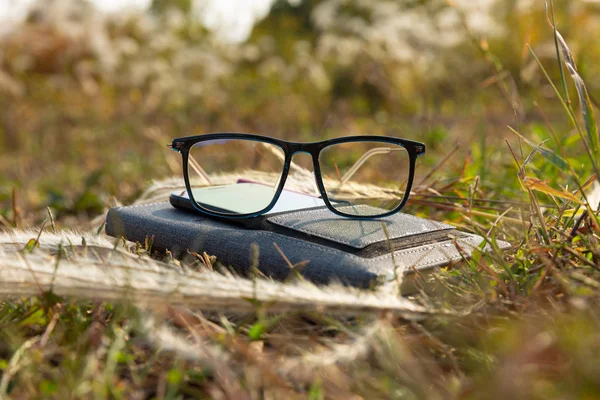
[
  {"xmin": 370, "ymin": 236, "xmax": 485, "ymax": 269},
  {"xmin": 127, "ymin": 202, "xmax": 170, "ymax": 209},
  {"xmin": 371, "ymin": 237, "xmax": 482, "ymax": 263}
]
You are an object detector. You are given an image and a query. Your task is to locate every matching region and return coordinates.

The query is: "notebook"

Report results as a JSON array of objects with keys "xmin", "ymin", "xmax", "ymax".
[{"xmin": 105, "ymin": 202, "xmax": 510, "ymax": 292}]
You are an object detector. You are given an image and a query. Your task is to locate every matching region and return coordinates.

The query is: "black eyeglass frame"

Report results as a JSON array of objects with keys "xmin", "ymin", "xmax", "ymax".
[{"xmin": 170, "ymin": 133, "xmax": 425, "ymax": 219}]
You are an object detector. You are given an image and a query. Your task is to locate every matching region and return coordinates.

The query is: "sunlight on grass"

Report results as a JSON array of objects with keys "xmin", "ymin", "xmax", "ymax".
[{"xmin": 1, "ymin": 0, "xmax": 600, "ymax": 398}]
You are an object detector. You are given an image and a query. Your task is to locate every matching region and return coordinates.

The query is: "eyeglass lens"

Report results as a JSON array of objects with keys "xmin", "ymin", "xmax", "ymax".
[
  {"xmin": 187, "ymin": 138, "xmax": 411, "ymax": 217},
  {"xmin": 187, "ymin": 139, "xmax": 286, "ymax": 215},
  {"xmin": 318, "ymin": 141, "xmax": 410, "ymax": 217}
]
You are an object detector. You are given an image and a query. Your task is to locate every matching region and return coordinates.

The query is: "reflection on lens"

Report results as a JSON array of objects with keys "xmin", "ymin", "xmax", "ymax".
[
  {"xmin": 188, "ymin": 138, "xmax": 285, "ymax": 215},
  {"xmin": 319, "ymin": 141, "xmax": 410, "ymax": 216}
]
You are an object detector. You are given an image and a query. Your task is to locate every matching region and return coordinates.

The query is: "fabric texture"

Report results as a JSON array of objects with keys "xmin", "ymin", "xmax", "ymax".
[
  {"xmin": 105, "ymin": 202, "xmax": 510, "ymax": 288},
  {"xmin": 266, "ymin": 205, "xmax": 453, "ymax": 249}
]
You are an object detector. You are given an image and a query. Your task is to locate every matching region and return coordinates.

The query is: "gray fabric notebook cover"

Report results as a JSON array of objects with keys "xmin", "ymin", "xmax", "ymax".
[{"xmin": 105, "ymin": 202, "xmax": 509, "ymax": 288}]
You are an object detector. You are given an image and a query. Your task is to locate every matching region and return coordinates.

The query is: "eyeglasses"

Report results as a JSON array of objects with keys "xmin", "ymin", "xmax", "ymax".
[{"xmin": 169, "ymin": 133, "xmax": 425, "ymax": 219}]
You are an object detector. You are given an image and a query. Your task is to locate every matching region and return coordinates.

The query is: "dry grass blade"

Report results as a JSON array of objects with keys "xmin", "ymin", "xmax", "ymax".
[
  {"xmin": 0, "ymin": 336, "xmax": 40, "ymax": 396},
  {"xmin": 417, "ymin": 143, "xmax": 460, "ymax": 187},
  {"xmin": 140, "ymin": 315, "xmax": 227, "ymax": 363},
  {"xmin": 281, "ymin": 322, "xmax": 383, "ymax": 374},
  {"xmin": 523, "ymin": 177, "xmax": 582, "ymax": 204},
  {"xmin": 0, "ymin": 231, "xmax": 435, "ymax": 318}
]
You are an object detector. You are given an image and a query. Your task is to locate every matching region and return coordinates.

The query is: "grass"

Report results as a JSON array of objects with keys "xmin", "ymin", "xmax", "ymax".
[{"xmin": 2, "ymin": 0, "xmax": 600, "ymax": 398}]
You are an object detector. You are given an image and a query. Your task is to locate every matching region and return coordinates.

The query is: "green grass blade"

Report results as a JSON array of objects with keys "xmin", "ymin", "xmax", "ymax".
[
  {"xmin": 508, "ymin": 126, "xmax": 569, "ymax": 171},
  {"xmin": 568, "ymin": 63, "xmax": 599, "ymax": 157},
  {"xmin": 547, "ymin": 1, "xmax": 571, "ymax": 106},
  {"xmin": 528, "ymin": 45, "xmax": 579, "ymax": 132},
  {"xmin": 528, "ymin": 45, "xmax": 600, "ymax": 177},
  {"xmin": 553, "ymin": 29, "xmax": 600, "ymax": 159}
]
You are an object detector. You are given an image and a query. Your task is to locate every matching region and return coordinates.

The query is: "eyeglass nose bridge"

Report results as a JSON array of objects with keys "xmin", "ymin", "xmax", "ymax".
[
  {"xmin": 284, "ymin": 142, "xmax": 321, "ymax": 172},
  {"xmin": 282, "ymin": 146, "xmax": 323, "ymax": 196},
  {"xmin": 285, "ymin": 141, "xmax": 320, "ymax": 155}
]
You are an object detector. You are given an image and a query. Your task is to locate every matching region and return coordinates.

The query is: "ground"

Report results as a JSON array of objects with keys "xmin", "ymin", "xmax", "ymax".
[{"xmin": 1, "ymin": 0, "xmax": 600, "ymax": 398}]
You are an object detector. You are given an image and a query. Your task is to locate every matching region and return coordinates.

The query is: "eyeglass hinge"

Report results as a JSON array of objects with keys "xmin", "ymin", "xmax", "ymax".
[{"xmin": 169, "ymin": 142, "xmax": 185, "ymax": 152}]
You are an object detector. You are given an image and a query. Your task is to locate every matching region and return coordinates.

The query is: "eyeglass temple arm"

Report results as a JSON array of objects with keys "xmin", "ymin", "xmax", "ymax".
[
  {"xmin": 189, "ymin": 155, "xmax": 212, "ymax": 184},
  {"xmin": 336, "ymin": 147, "xmax": 404, "ymax": 188},
  {"xmin": 262, "ymin": 143, "xmax": 400, "ymax": 188},
  {"xmin": 169, "ymin": 142, "xmax": 212, "ymax": 184}
]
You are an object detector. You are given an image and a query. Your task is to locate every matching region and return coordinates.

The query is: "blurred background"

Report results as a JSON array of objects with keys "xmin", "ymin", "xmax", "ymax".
[{"xmin": 0, "ymin": 0, "xmax": 599, "ymax": 226}]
